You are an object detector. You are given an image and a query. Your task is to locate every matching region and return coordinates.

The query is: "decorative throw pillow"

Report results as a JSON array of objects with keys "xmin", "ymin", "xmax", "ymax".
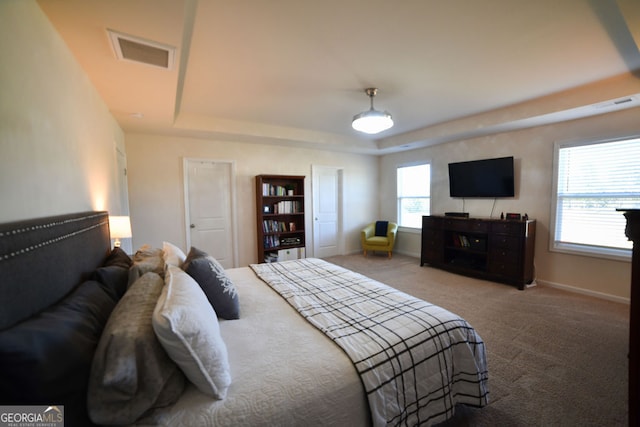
[
  {"xmin": 182, "ymin": 247, "xmax": 240, "ymax": 320},
  {"xmin": 103, "ymin": 246, "xmax": 132, "ymax": 269},
  {"xmin": 0, "ymin": 280, "xmax": 116, "ymax": 426},
  {"xmin": 92, "ymin": 265, "xmax": 129, "ymax": 301},
  {"xmin": 87, "ymin": 272, "xmax": 185, "ymax": 426},
  {"xmin": 375, "ymin": 221, "xmax": 389, "ymax": 237},
  {"xmin": 128, "ymin": 245, "xmax": 165, "ymax": 284},
  {"xmin": 163, "ymin": 241, "xmax": 186, "ymax": 267},
  {"xmin": 181, "ymin": 246, "xmax": 209, "ymax": 267},
  {"xmin": 153, "ymin": 265, "xmax": 232, "ymax": 399}
]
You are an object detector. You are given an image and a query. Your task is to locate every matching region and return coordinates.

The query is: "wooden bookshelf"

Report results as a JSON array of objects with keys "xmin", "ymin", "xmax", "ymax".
[{"xmin": 255, "ymin": 175, "xmax": 306, "ymax": 263}]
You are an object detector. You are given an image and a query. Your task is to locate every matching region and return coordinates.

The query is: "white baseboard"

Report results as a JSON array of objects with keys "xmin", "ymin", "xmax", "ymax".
[{"xmin": 536, "ymin": 279, "xmax": 630, "ymax": 304}]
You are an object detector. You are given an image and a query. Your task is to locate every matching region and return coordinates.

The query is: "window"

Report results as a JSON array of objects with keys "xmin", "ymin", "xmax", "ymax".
[
  {"xmin": 397, "ymin": 163, "xmax": 431, "ymax": 228},
  {"xmin": 551, "ymin": 136, "xmax": 640, "ymax": 260}
]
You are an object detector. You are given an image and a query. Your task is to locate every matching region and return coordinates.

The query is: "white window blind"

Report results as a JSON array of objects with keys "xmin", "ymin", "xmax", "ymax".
[
  {"xmin": 553, "ymin": 137, "xmax": 640, "ymax": 258},
  {"xmin": 397, "ymin": 163, "xmax": 431, "ymax": 228}
]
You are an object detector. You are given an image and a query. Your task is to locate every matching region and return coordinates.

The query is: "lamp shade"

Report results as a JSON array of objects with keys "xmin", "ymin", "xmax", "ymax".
[
  {"xmin": 352, "ymin": 110, "xmax": 394, "ymax": 134},
  {"xmin": 109, "ymin": 215, "xmax": 132, "ymax": 247},
  {"xmin": 352, "ymin": 87, "xmax": 394, "ymax": 134}
]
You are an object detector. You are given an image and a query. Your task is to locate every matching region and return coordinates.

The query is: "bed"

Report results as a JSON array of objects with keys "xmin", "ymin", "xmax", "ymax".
[{"xmin": 0, "ymin": 211, "xmax": 488, "ymax": 426}]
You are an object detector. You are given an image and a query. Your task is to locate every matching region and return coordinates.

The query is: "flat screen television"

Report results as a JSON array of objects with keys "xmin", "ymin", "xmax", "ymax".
[{"xmin": 448, "ymin": 156, "xmax": 515, "ymax": 198}]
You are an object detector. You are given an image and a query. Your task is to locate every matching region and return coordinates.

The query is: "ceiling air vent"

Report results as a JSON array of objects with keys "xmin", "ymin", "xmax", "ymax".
[{"xmin": 107, "ymin": 29, "xmax": 175, "ymax": 70}]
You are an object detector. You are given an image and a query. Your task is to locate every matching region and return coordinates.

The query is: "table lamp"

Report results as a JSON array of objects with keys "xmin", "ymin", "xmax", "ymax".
[{"xmin": 109, "ymin": 215, "xmax": 132, "ymax": 248}]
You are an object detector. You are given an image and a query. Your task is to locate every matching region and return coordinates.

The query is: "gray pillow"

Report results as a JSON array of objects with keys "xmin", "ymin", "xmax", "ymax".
[
  {"xmin": 182, "ymin": 246, "xmax": 208, "ymax": 267},
  {"xmin": 87, "ymin": 272, "xmax": 185, "ymax": 425},
  {"xmin": 183, "ymin": 252, "xmax": 239, "ymax": 320},
  {"xmin": 0, "ymin": 280, "xmax": 116, "ymax": 427}
]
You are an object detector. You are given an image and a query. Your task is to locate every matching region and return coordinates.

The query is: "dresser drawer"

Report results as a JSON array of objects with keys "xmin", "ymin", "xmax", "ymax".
[
  {"xmin": 422, "ymin": 227, "xmax": 441, "ymax": 241},
  {"xmin": 491, "ymin": 221, "xmax": 524, "ymax": 236},
  {"xmin": 444, "ymin": 219, "xmax": 491, "ymax": 233},
  {"xmin": 422, "ymin": 216, "xmax": 443, "ymax": 229},
  {"xmin": 488, "ymin": 261, "xmax": 521, "ymax": 277},
  {"xmin": 490, "ymin": 235, "xmax": 520, "ymax": 250},
  {"xmin": 490, "ymin": 247, "xmax": 520, "ymax": 263},
  {"xmin": 422, "ymin": 240, "xmax": 442, "ymax": 251}
]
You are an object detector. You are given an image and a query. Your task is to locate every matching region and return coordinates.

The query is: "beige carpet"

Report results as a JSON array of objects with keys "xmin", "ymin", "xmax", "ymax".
[{"xmin": 323, "ymin": 253, "xmax": 630, "ymax": 427}]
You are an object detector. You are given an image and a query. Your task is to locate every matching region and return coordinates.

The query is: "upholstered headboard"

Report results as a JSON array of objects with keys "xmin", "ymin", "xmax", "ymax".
[{"xmin": 0, "ymin": 211, "xmax": 110, "ymax": 330}]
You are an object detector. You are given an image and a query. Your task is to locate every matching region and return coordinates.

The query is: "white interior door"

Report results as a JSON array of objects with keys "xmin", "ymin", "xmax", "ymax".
[
  {"xmin": 312, "ymin": 165, "xmax": 343, "ymax": 258},
  {"xmin": 184, "ymin": 159, "xmax": 237, "ymax": 268}
]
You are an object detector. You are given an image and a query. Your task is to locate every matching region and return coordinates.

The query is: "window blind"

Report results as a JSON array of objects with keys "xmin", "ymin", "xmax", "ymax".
[
  {"xmin": 397, "ymin": 164, "xmax": 431, "ymax": 228},
  {"xmin": 555, "ymin": 137, "xmax": 640, "ymax": 253}
]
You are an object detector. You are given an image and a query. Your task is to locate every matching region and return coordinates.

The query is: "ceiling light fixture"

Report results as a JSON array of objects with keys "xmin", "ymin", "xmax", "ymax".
[{"xmin": 352, "ymin": 88, "xmax": 394, "ymax": 134}]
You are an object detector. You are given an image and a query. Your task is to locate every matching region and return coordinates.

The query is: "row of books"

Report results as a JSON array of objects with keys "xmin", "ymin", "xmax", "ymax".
[
  {"xmin": 272, "ymin": 200, "xmax": 302, "ymax": 214},
  {"xmin": 264, "ymin": 253, "xmax": 280, "ymax": 263},
  {"xmin": 262, "ymin": 220, "xmax": 296, "ymax": 233},
  {"xmin": 263, "ymin": 235, "xmax": 282, "ymax": 249},
  {"xmin": 453, "ymin": 234, "xmax": 471, "ymax": 247},
  {"xmin": 262, "ymin": 183, "xmax": 294, "ymax": 196},
  {"xmin": 451, "ymin": 234, "xmax": 487, "ymax": 251}
]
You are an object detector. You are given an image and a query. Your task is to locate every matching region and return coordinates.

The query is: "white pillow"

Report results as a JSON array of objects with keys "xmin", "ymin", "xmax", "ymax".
[
  {"xmin": 153, "ymin": 264, "xmax": 231, "ymax": 399},
  {"xmin": 162, "ymin": 241, "xmax": 186, "ymax": 267}
]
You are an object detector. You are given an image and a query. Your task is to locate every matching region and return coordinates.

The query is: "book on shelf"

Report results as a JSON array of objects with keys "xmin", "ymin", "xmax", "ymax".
[
  {"xmin": 273, "ymin": 200, "xmax": 302, "ymax": 214},
  {"xmin": 264, "ymin": 253, "xmax": 279, "ymax": 263},
  {"xmin": 263, "ymin": 235, "xmax": 280, "ymax": 249},
  {"xmin": 453, "ymin": 234, "xmax": 470, "ymax": 247},
  {"xmin": 262, "ymin": 183, "xmax": 293, "ymax": 196},
  {"xmin": 262, "ymin": 219, "xmax": 290, "ymax": 233}
]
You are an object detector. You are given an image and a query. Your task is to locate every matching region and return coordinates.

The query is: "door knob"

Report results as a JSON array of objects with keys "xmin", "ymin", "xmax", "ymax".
[{"xmin": 190, "ymin": 224, "xmax": 196, "ymax": 229}]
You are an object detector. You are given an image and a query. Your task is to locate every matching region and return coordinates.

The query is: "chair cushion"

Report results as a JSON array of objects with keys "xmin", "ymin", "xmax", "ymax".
[
  {"xmin": 366, "ymin": 236, "xmax": 390, "ymax": 246},
  {"xmin": 374, "ymin": 221, "xmax": 389, "ymax": 237}
]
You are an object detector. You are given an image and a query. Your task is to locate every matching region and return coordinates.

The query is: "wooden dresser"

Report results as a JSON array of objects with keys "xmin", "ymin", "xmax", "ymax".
[
  {"xmin": 619, "ymin": 209, "xmax": 640, "ymax": 426},
  {"xmin": 421, "ymin": 215, "xmax": 536, "ymax": 290}
]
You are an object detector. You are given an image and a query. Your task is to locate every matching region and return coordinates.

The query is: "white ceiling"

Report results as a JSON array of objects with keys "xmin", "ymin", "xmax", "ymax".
[{"xmin": 37, "ymin": 0, "xmax": 640, "ymax": 154}]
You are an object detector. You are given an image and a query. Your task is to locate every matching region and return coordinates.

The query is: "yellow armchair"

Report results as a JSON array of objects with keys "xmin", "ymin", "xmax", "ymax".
[{"xmin": 361, "ymin": 221, "xmax": 398, "ymax": 258}]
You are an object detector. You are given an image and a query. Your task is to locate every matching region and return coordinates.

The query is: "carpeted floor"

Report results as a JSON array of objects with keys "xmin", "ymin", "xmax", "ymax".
[{"xmin": 323, "ymin": 253, "xmax": 630, "ymax": 427}]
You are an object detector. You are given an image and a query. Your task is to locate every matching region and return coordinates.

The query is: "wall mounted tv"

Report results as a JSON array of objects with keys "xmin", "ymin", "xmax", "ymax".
[{"xmin": 448, "ymin": 156, "xmax": 515, "ymax": 198}]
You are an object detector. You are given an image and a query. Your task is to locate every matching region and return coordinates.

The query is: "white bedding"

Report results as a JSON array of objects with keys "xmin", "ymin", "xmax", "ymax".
[
  {"xmin": 136, "ymin": 266, "xmax": 370, "ymax": 427},
  {"xmin": 251, "ymin": 258, "xmax": 489, "ymax": 426}
]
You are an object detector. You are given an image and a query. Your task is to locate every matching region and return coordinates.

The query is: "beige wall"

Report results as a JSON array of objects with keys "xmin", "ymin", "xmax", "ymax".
[
  {"xmin": 0, "ymin": 1, "xmax": 126, "ymax": 223},
  {"xmin": 381, "ymin": 106, "xmax": 639, "ymax": 301},
  {"xmin": 125, "ymin": 133, "xmax": 378, "ymax": 267}
]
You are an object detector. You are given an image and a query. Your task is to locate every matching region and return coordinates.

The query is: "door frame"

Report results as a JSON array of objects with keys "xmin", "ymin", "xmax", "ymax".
[
  {"xmin": 311, "ymin": 164, "xmax": 344, "ymax": 257},
  {"xmin": 183, "ymin": 158, "xmax": 239, "ymax": 267}
]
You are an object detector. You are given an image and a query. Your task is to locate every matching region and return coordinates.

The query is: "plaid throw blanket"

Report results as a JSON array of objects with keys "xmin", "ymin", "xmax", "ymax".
[{"xmin": 250, "ymin": 258, "xmax": 489, "ymax": 427}]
